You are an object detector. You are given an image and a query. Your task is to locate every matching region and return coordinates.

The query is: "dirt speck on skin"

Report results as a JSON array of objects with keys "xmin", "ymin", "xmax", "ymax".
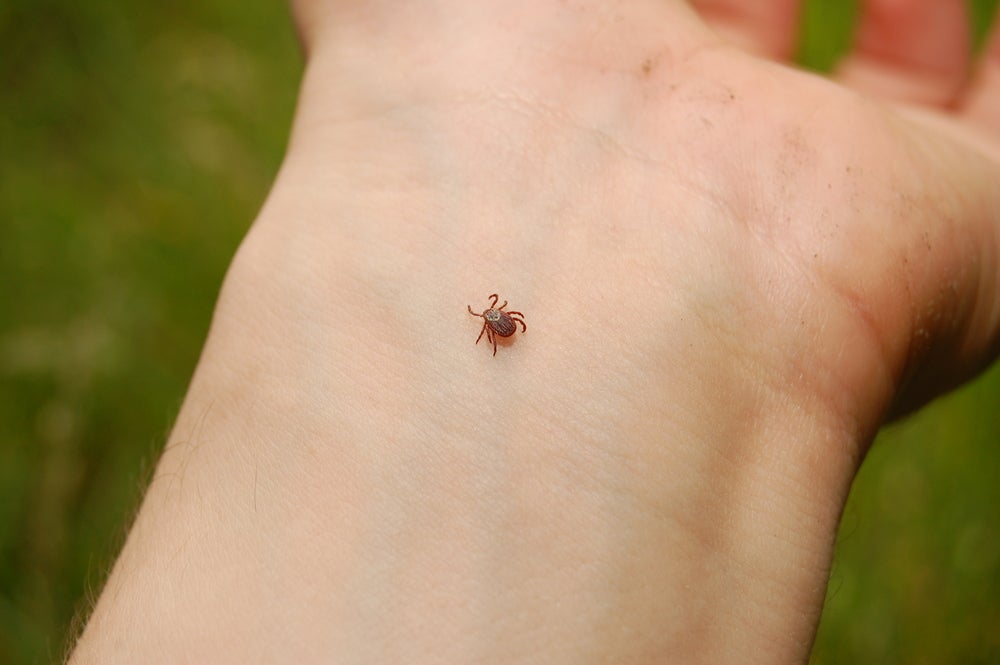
[
  {"xmin": 773, "ymin": 124, "xmax": 816, "ymax": 181},
  {"xmin": 638, "ymin": 49, "xmax": 673, "ymax": 78}
]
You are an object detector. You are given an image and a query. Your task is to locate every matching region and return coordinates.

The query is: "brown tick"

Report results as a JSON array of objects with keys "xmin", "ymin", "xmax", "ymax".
[{"xmin": 467, "ymin": 293, "xmax": 526, "ymax": 356}]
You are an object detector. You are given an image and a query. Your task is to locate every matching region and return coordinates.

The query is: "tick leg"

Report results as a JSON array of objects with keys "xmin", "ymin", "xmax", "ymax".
[
  {"xmin": 490, "ymin": 329, "xmax": 498, "ymax": 356},
  {"xmin": 475, "ymin": 322, "xmax": 487, "ymax": 344},
  {"xmin": 488, "ymin": 293, "xmax": 500, "ymax": 308},
  {"xmin": 497, "ymin": 300, "xmax": 508, "ymax": 311},
  {"xmin": 468, "ymin": 305, "xmax": 483, "ymax": 317},
  {"xmin": 508, "ymin": 313, "xmax": 527, "ymax": 332}
]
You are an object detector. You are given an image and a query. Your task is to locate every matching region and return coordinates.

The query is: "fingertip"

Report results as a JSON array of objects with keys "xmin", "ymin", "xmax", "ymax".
[
  {"xmin": 836, "ymin": 0, "xmax": 971, "ymax": 106},
  {"xmin": 690, "ymin": 0, "xmax": 803, "ymax": 60},
  {"xmin": 957, "ymin": 13, "xmax": 1000, "ymax": 132}
]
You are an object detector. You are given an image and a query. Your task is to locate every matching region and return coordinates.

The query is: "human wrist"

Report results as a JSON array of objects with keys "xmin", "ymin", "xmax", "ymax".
[{"xmin": 71, "ymin": 272, "xmax": 855, "ymax": 664}]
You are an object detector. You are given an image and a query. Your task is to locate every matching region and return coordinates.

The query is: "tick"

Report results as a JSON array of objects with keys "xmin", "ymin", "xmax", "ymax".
[{"xmin": 467, "ymin": 293, "xmax": 527, "ymax": 356}]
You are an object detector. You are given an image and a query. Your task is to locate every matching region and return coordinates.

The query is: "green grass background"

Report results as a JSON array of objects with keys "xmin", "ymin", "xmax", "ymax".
[{"xmin": 0, "ymin": 1, "xmax": 997, "ymax": 663}]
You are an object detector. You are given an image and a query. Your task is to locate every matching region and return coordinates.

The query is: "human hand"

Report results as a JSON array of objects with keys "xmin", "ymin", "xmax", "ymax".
[{"xmin": 71, "ymin": 2, "xmax": 1000, "ymax": 663}]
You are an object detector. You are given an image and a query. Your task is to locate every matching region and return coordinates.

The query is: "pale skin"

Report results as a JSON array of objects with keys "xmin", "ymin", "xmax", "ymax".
[{"xmin": 69, "ymin": 1, "xmax": 1000, "ymax": 663}]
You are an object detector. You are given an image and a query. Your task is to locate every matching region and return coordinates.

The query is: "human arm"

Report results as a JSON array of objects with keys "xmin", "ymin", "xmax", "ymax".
[{"xmin": 69, "ymin": 1, "xmax": 1000, "ymax": 662}]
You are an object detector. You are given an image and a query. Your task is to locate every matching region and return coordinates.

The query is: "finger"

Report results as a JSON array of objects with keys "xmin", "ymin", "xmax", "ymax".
[
  {"xmin": 689, "ymin": 0, "xmax": 802, "ymax": 59},
  {"xmin": 836, "ymin": 0, "xmax": 970, "ymax": 106},
  {"xmin": 958, "ymin": 19, "xmax": 1000, "ymax": 133}
]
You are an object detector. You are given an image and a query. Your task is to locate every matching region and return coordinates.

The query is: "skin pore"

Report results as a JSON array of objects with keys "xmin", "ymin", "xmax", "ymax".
[{"xmin": 70, "ymin": 1, "xmax": 1000, "ymax": 663}]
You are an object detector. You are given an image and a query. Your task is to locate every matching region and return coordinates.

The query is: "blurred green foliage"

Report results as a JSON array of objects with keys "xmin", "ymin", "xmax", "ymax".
[
  {"xmin": 0, "ymin": 0, "xmax": 299, "ymax": 661},
  {"xmin": 0, "ymin": 1, "xmax": 997, "ymax": 663}
]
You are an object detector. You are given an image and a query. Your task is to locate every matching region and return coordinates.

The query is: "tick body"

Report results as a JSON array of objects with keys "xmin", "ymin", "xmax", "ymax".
[{"xmin": 467, "ymin": 293, "xmax": 526, "ymax": 356}]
